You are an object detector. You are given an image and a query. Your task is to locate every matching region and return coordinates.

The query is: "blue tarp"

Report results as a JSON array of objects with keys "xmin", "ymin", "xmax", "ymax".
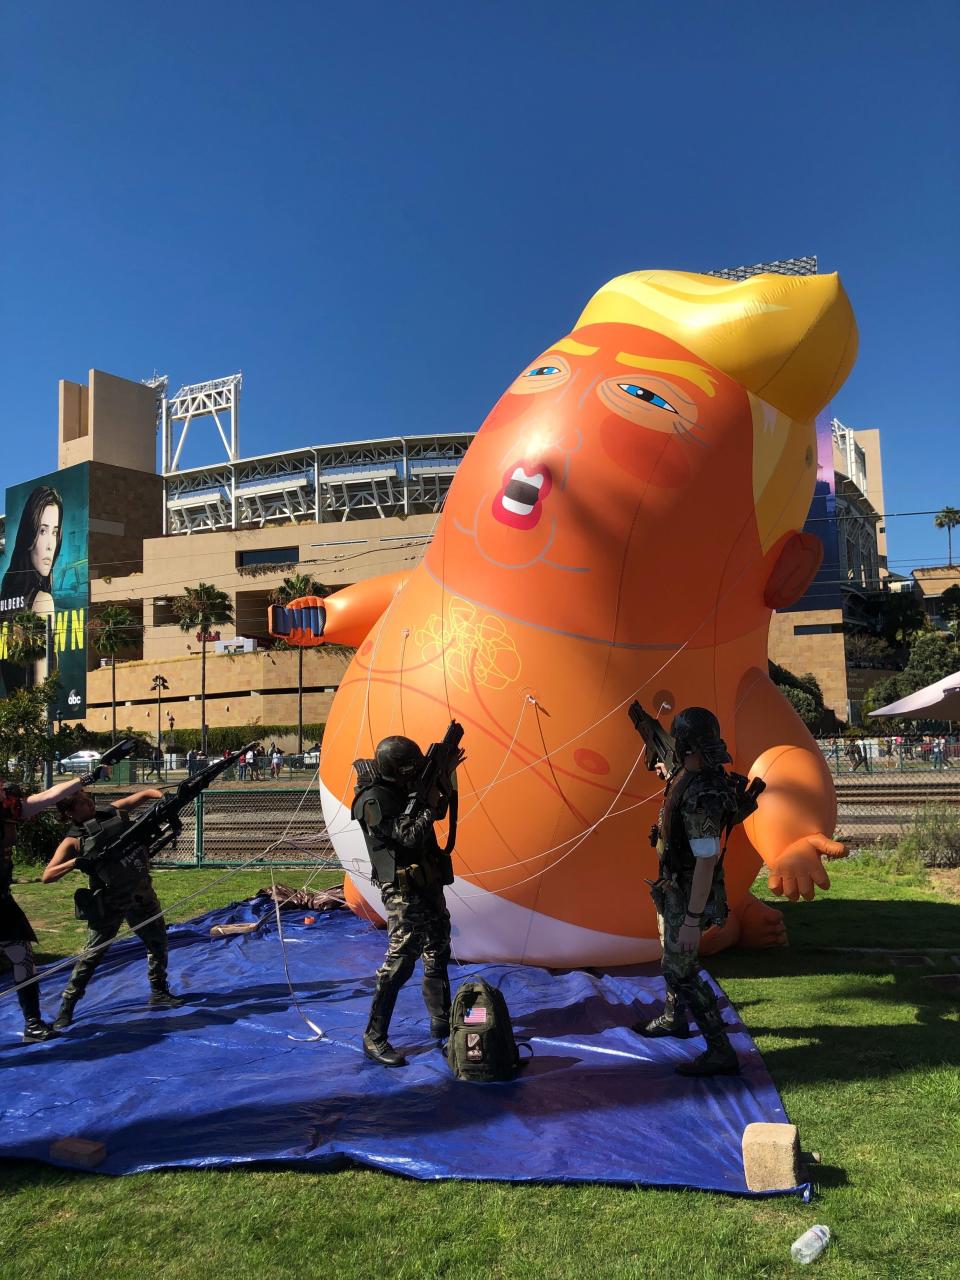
[{"xmin": 0, "ymin": 900, "xmax": 807, "ymax": 1195}]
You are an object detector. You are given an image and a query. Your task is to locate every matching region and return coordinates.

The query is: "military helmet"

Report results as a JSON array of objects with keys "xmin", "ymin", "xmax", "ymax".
[
  {"xmin": 375, "ymin": 735, "xmax": 425, "ymax": 783},
  {"xmin": 670, "ymin": 707, "xmax": 731, "ymax": 766}
]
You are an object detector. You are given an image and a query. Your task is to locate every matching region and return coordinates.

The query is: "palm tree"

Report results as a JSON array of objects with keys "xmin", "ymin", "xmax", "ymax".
[
  {"xmin": 172, "ymin": 583, "xmax": 233, "ymax": 754},
  {"xmin": 271, "ymin": 573, "xmax": 326, "ymax": 756},
  {"xmin": 89, "ymin": 604, "xmax": 141, "ymax": 744},
  {"xmin": 934, "ymin": 506, "xmax": 960, "ymax": 567},
  {"xmin": 6, "ymin": 611, "xmax": 47, "ymax": 686}
]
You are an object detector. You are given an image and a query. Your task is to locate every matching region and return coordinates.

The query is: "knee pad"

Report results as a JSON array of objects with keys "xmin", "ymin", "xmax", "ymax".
[{"xmin": 378, "ymin": 952, "xmax": 418, "ymax": 986}]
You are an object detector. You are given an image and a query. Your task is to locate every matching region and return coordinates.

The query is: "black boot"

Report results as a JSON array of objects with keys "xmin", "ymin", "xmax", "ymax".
[
  {"xmin": 18, "ymin": 984, "xmax": 57, "ymax": 1043},
  {"xmin": 423, "ymin": 970, "xmax": 451, "ymax": 1041},
  {"xmin": 52, "ymin": 990, "xmax": 79, "ymax": 1031},
  {"xmin": 634, "ymin": 991, "xmax": 690, "ymax": 1038},
  {"xmin": 676, "ymin": 1034, "xmax": 740, "ymax": 1077},
  {"xmin": 363, "ymin": 977, "xmax": 407, "ymax": 1067},
  {"xmin": 149, "ymin": 983, "xmax": 184, "ymax": 1009}
]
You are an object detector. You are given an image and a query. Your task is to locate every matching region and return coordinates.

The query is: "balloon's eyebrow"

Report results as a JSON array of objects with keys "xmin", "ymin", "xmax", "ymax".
[{"xmin": 546, "ymin": 338, "xmax": 598, "ymax": 357}]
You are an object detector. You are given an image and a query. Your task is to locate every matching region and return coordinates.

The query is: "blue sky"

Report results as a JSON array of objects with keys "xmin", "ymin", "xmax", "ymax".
[{"xmin": 1, "ymin": 1, "xmax": 957, "ymax": 573}]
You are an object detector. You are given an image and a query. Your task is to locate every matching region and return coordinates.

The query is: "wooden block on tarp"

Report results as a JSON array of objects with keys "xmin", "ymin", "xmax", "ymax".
[
  {"xmin": 210, "ymin": 923, "xmax": 258, "ymax": 937},
  {"xmin": 742, "ymin": 1122, "xmax": 800, "ymax": 1191},
  {"xmin": 49, "ymin": 1137, "xmax": 106, "ymax": 1169}
]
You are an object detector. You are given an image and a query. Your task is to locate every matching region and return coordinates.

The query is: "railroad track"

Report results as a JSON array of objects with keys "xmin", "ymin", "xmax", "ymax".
[{"xmin": 836, "ymin": 785, "xmax": 960, "ymax": 804}]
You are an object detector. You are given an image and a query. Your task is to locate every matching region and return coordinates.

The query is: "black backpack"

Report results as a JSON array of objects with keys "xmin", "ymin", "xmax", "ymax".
[{"xmin": 447, "ymin": 978, "xmax": 522, "ymax": 1083}]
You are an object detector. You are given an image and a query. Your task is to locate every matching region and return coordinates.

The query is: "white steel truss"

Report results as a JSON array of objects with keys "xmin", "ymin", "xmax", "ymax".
[
  {"xmin": 163, "ymin": 433, "xmax": 472, "ymax": 534},
  {"xmin": 707, "ymin": 255, "xmax": 818, "ymax": 281},
  {"xmin": 141, "ymin": 373, "xmax": 169, "ymax": 435},
  {"xmin": 162, "ymin": 374, "xmax": 243, "ymax": 475}
]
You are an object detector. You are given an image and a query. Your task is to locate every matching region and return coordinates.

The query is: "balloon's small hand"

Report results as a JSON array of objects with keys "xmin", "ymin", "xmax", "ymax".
[
  {"xmin": 739, "ymin": 897, "xmax": 788, "ymax": 948},
  {"xmin": 767, "ymin": 834, "xmax": 847, "ymax": 901}
]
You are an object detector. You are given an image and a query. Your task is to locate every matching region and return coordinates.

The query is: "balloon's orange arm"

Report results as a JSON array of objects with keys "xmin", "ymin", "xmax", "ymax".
[
  {"xmin": 267, "ymin": 572, "xmax": 409, "ymax": 648},
  {"xmin": 734, "ymin": 666, "xmax": 839, "ymax": 867}
]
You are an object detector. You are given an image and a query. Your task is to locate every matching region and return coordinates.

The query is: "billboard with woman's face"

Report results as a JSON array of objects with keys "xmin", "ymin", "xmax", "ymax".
[{"xmin": 0, "ymin": 464, "xmax": 89, "ymax": 715}]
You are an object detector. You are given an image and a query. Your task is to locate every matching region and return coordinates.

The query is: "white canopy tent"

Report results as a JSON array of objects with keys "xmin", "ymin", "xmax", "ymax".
[{"xmin": 868, "ymin": 670, "xmax": 960, "ymax": 720}]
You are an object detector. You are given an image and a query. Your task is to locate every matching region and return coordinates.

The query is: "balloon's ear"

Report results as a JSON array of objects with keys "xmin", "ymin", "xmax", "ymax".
[{"xmin": 763, "ymin": 532, "xmax": 823, "ymax": 609}]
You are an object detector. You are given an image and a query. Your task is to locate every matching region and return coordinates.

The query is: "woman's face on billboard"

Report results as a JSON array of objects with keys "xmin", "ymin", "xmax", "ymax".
[{"xmin": 31, "ymin": 504, "xmax": 60, "ymax": 578}]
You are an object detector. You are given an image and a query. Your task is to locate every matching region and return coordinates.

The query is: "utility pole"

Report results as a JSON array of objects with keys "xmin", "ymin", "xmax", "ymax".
[{"xmin": 43, "ymin": 615, "xmax": 55, "ymax": 789}]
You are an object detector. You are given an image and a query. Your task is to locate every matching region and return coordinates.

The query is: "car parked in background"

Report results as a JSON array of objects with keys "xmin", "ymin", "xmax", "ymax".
[{"xmin": 59, "ymin": 750, "xmax": 102, "ymax": 772}]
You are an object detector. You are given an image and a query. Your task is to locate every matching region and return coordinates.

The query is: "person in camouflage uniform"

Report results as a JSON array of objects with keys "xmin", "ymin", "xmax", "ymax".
[
  {"xmin": 636, "ymin": 706, "xmax": 750, "ymax": 1077},
  {"xmin": 1, "ymin": 774, "xmax": 99, "ymax": 1043},
  {"xmin": 352, "ymin": 735, "xmax": 455, "ymax": 1067},
  {"xmin": 43, "ymin": 787, "xmax": 183, "ymax": 1028}
]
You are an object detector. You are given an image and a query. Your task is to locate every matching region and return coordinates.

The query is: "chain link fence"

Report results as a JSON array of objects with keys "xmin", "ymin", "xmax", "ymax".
[
  {"xmin": 98, "ymin": 741, "xmax": 960, "ymax": 865},
  {"xmin": 97, "ymin": 787, "xmax": 337, "ymax": 869},
  {"xmin": 818, "ymin": 739, "xmax": 960, "ymax": 849}
]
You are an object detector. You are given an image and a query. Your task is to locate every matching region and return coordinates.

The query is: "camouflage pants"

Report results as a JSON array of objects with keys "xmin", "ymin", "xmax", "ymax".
[
  {"xmin": 61, "ymin": 883, "xmax": 169, "ymax": 1006},
  {"xmin": 651, "ymin": 877, "xmax": 727, "ymax": 1040},
  {"xmin": 377, "ymin": 879, "xmax": 451, "ymax": 1020}
]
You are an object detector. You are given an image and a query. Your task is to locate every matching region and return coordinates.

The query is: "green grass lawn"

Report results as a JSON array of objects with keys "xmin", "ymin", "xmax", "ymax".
[{"xmin": 2, "ymin": 858, "xmax": 959, "ymax": 1280}]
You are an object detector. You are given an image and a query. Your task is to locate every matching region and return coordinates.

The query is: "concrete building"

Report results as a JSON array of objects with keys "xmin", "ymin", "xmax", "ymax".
[
  {"xmin": 912, "ymin": 565, "xmax": 960, "ymax": 627},
  {"xmin": 87, "ymin": 511, "xmax": 438, "ymax": 739},
  {"xmin": 768, "ymin": 416, "xmax": 889, "ymax": 723},
  {"xmin": 48, "ymin": 370, "xmax": 470, "ymax": 744}
]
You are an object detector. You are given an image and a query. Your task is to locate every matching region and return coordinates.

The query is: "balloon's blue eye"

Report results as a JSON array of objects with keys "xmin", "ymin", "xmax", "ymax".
[
  {"xmin": 618, "ymin": 383, "xmax": 677, "ymax": 412},
  {"xmin": 525, "ymin": 366, "xmax": 561, "ymax": 377}
]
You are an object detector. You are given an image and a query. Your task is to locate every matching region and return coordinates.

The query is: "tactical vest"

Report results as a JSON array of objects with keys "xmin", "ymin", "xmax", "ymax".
[
  {"xmin": 351, "ymin": 762, "xmax": 444, "ymax": 888},
  {"xmin": 71, "ymin": 806, "xmax": 152, "ymax": 895},
  {"xmin": 352, "ymin": 781, "xmax": 405, "ymax": 886},
  {"xmin": 658, "ymin": 767, "xmax": 739, "ymax": 879}
]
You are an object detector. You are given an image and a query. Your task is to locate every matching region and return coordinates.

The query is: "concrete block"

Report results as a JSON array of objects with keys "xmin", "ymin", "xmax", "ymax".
[
  {"xmin": 742, "ymin": 1122, "xmax": 800, "ymax": 1191},
  {"xmin": 49, "ymin": 1137, "xmax": 106, "ymax": 1169}
]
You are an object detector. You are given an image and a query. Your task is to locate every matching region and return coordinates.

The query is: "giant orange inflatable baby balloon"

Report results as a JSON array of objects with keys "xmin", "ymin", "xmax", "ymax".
[{"xmin": 272, "ymin": 270, "xmax": 857, "ymax": 966}]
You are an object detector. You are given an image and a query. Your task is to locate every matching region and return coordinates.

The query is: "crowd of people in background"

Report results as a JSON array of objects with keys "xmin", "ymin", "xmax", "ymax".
[
  {"xmin": 820, "ymin": 733, "xmax": 957, "ymax": 771},
  {"xmin": 232, "ymin": 743, "xmax": 284, "ymax": 780}
]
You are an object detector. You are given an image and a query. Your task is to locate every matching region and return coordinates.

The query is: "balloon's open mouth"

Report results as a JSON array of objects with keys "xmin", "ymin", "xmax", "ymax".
[{"xmin": 492, "ymin": 462, "xmax": 553, "ymax": 530}]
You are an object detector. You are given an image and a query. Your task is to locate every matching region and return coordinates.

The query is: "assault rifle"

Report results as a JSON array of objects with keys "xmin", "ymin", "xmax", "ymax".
[
  {"xmin": 404, "ymin": 720, "xmax": 466, "ymax": 821},
  {"xmin": 74, "ymin": 742, "xmax": 257, "ymax": 872},
  {"xmin": 404, "ymin": 720, "xmax": 466, "ymax": 853},
  {"xmin": 627, "ymin": 700, "xmax": 679, "ymax": 775}
]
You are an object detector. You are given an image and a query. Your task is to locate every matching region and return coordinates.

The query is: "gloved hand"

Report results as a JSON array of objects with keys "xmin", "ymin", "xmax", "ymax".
[{"xmin": 79, "ymin": 764, "xmax": 110, "ymax": 786}]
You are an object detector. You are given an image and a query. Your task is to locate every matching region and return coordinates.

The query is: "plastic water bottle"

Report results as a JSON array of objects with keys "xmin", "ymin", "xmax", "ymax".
[{"xmin": 790, "ymin": 1225, "xmax": 831, "ymax": 1264}]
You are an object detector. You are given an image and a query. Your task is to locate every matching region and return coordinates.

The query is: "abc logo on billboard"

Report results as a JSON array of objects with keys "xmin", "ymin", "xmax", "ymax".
[{"xmin": 67, "ymin": 690, "xmax": 82, "ymax": 707}]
